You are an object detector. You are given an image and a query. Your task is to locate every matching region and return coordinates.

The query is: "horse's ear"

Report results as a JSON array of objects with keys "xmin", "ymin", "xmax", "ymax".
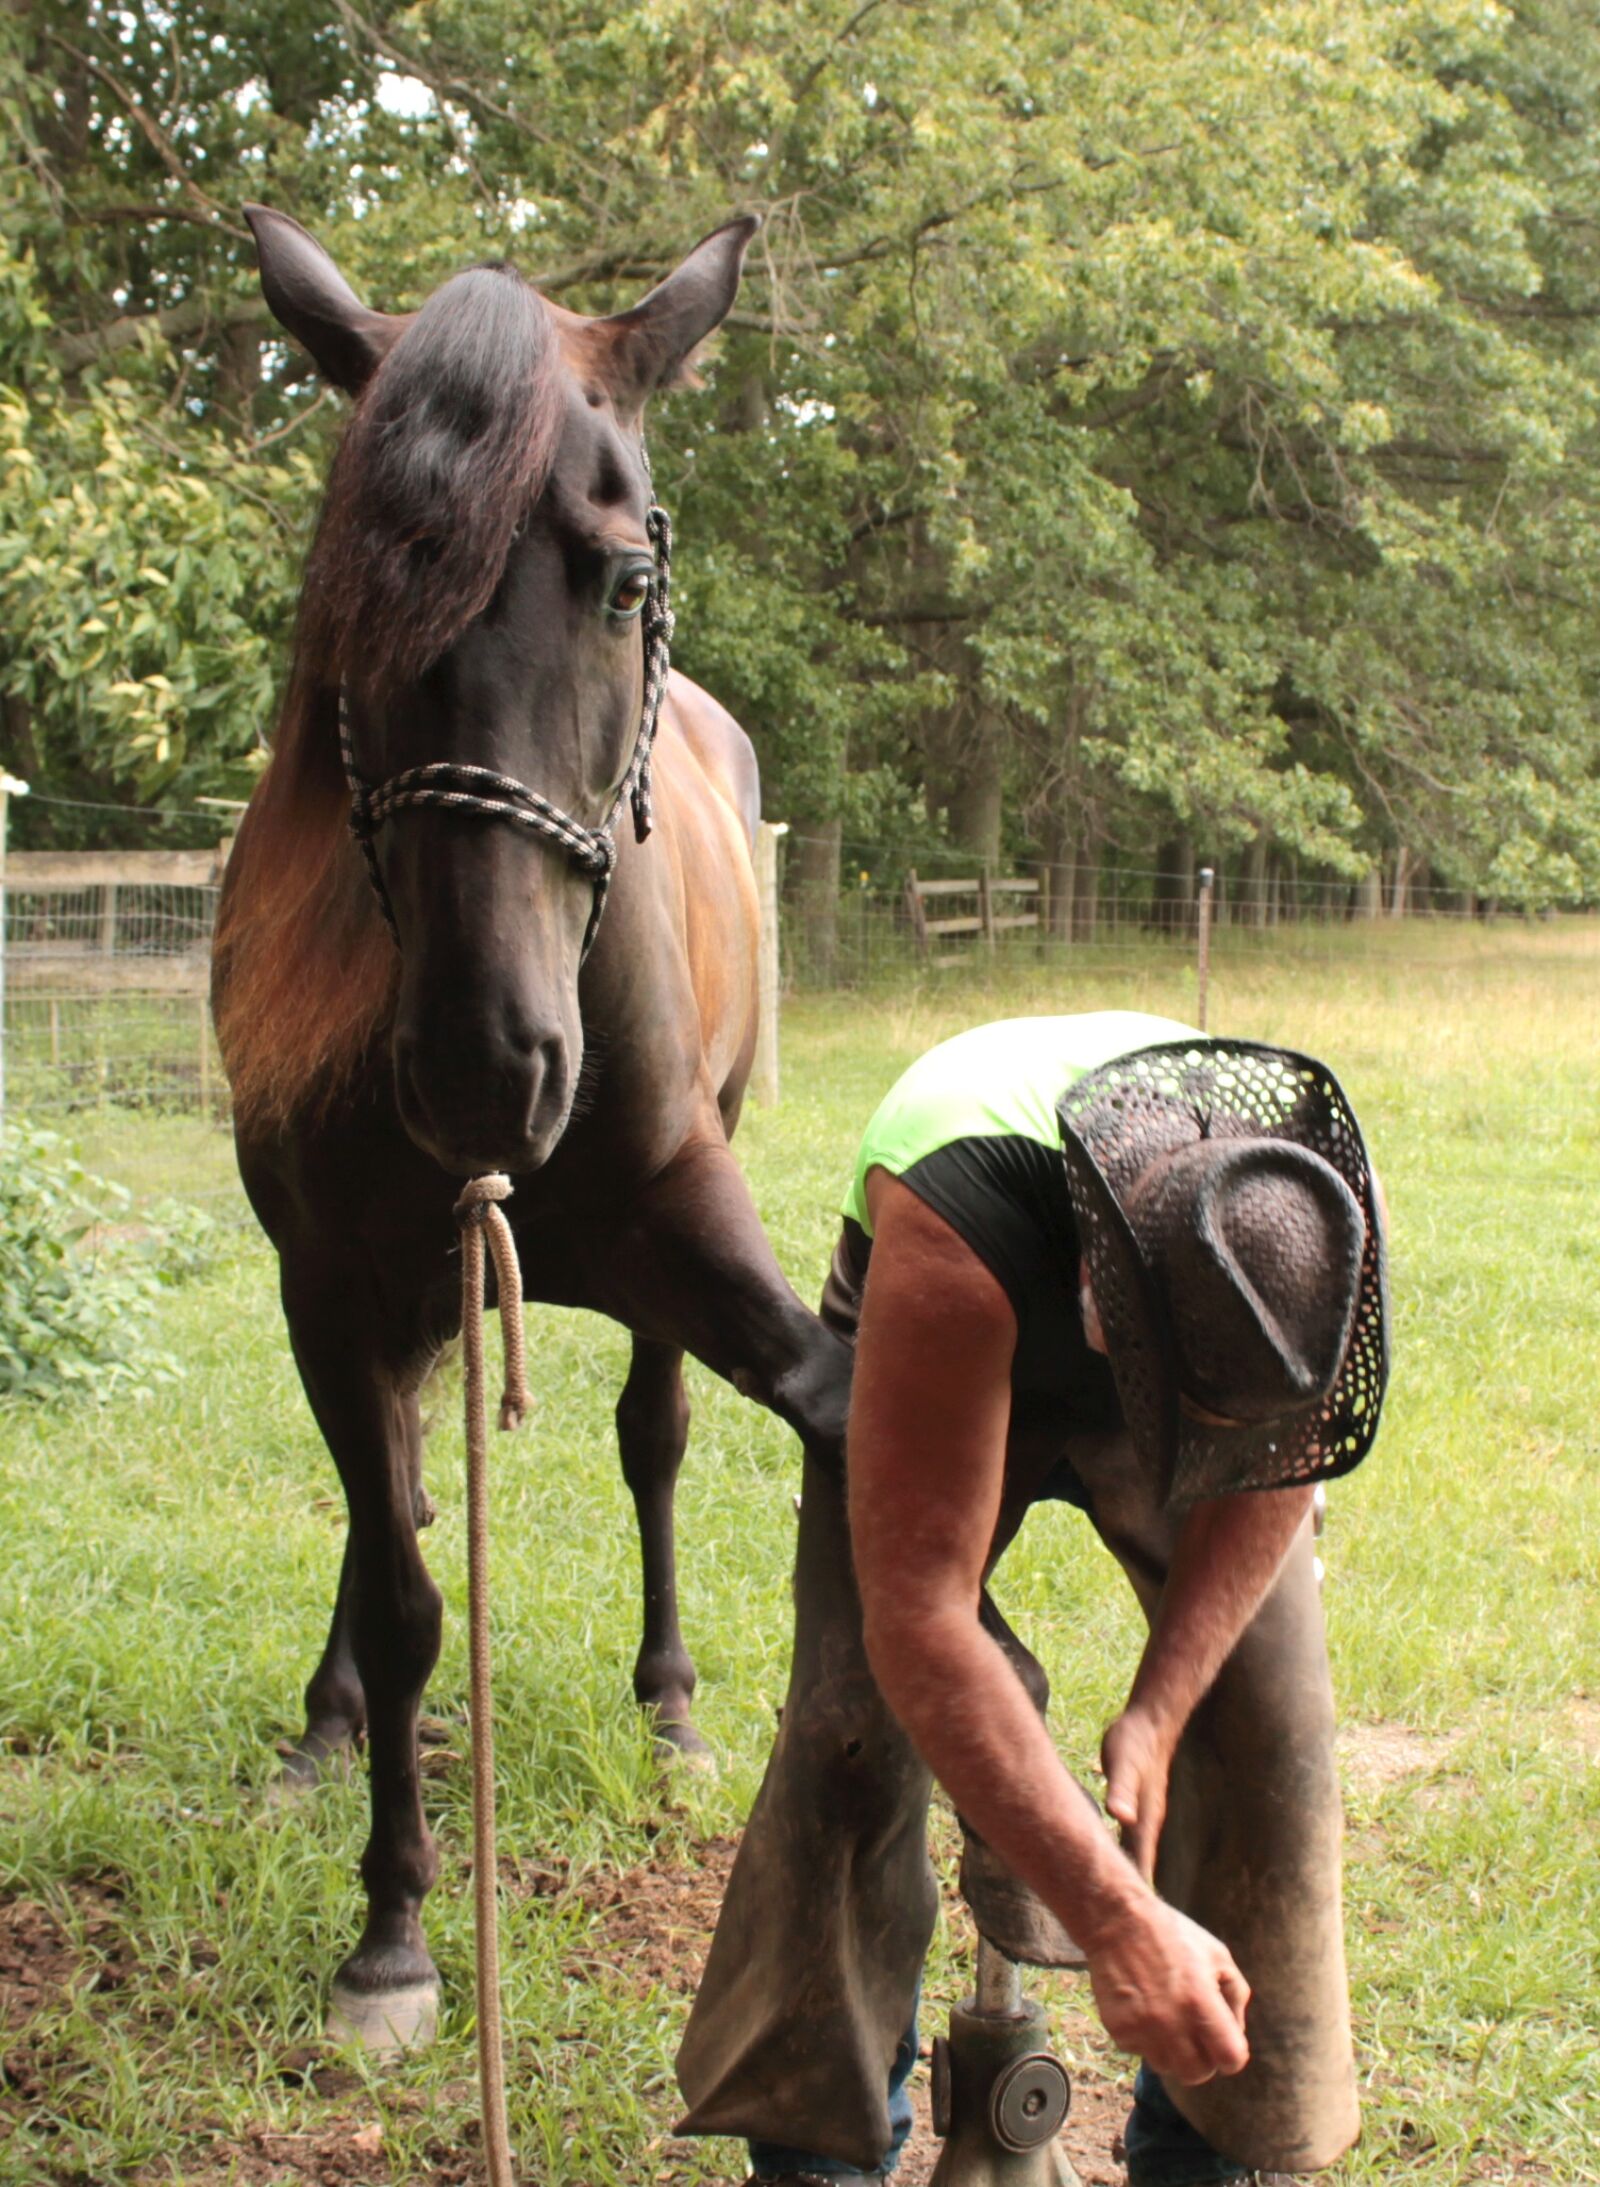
[
  {"xmin": 599, "ymin": 215, "xmax": 760, "ymax": 412},
  {"xmin": 244, "ymin": 204, "xmax": 408, "ymax": 395}
]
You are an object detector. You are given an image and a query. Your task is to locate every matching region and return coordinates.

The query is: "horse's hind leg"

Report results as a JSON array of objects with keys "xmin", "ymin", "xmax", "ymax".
[
  {"xmin": 283, "ymin": 1267, "xmax": 444, "ymax": 2054},
  {"xmin": 616, "ymin": 1337, "xmax": 708, "ymax": 1766},
  {"xmin": 273, "ymin": 1536, "xmax": 365, "ymax": 1796},
  {"xmin": 274, "ymin": 1404, "xmax": 434, "ymax": 1796}
]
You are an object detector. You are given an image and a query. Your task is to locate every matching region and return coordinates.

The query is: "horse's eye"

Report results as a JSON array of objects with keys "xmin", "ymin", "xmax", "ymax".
[{"xmin": 608, "ymin": 568, "xmax": 651, "ymax": 619}]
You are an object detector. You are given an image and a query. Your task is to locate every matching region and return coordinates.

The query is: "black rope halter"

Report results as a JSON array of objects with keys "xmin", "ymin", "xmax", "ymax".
[{"xmin": 339, "ymin": 501, "xmax": 675, "ymax": 962}]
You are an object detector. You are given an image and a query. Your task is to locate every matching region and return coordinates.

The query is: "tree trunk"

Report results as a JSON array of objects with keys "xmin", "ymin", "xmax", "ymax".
[
  {"xmin": 1243, "ymin": 833, "xmax": 1269, "ymax": 929},
  {"xmin": 1071, "ymin": 821, "xmax": 1100, "ymax": 943},
  {"xmin": 1042, "ymin": 805, "xmax": 1073, "ymax": 940},
  {"xmin": 214, "ymin": 320, "xmax": 263, "ymax": 428},
  {"xmin": 1273, "ymin": 853, "xmax": 1294, "ymax": 926},
  {"xmin": 1354, "ymin": 868, "xmax": 1383, "ymax": 920},
  {"xmin": 1387, "ymin": 847, "xmax": 1415, "ymax": 918},
  {"xmin": 34, "ymin": 5, "xmax": 92, "ymax": 167},
  {"xmin": 1153, "ymin": 835, "xmax": 1196, "ymax": 934},
  {"xmin": 1035, "ymin": 688, "xmax": 1089, "ymax": 942},
  {"xmin": 786, "ymin": 817, "xmax": 841, "ymax": 985},
  {"xmin": 945, "ymin": 714, "xmax": 1003, "ymax": 867},
  {"xmin": 2, "ymin": 694, "xmax": 39, "ymax": 783}
]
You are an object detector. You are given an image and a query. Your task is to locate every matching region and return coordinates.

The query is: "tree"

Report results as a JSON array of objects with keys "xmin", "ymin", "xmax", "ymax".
[{"xmin": 2, "ymin": 0, "xmax": 1597, "ymax": 905}]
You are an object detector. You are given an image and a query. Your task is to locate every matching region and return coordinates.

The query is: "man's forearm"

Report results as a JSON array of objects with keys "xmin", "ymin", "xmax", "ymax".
[
  {"xmin": 1127, "ymin": 1485, "xmax": 1314, "ymax": 1736},
  {"xmin": 864, "ymin": 1600, "xmax": 1145, "ymax": 1951}
]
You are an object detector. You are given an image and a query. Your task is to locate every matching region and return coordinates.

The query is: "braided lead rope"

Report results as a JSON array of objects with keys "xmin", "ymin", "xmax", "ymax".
[
  {"xmin": 454, "ymin": 1174, "xmax": 533, "ymax": 2187},
  {"xmin": 339, "ymin": 501, "xmax": 674, "ymax": 960}
]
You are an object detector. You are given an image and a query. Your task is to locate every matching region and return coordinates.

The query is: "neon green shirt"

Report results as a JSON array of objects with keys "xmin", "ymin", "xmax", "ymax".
[{"xmin": 842, "ymin": 1010, "xmax": 1199, "ymax": 1236}]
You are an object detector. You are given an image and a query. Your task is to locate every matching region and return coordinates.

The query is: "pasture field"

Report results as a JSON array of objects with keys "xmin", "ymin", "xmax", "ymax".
[{"xmin": 2, "ymin": 919, "xmax": 1598, "ymax": 2186}]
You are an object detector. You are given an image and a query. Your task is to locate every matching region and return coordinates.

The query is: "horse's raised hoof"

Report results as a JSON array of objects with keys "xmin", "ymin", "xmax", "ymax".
[
  {"xmin": 326, "ymin": 1975, "xmax": 439, "ymax": 2057},
  {"xmin": 651, "ymin": 1714, "xmax": 717, "ymax": 1776}
]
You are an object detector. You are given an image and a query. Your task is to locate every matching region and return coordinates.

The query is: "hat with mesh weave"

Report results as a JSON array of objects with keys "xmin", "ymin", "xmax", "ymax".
[{"xmin": 1056, "ymin": 1040, "xmax": 1389, "ymax": 1506}]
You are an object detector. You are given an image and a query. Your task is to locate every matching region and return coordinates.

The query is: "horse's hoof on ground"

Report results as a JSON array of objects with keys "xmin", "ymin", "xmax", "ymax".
[
  {"xmin": 653, "ymin": 1720, "xmax": 717, "ymax": 1776},
  {"xmin": 264, "ymin": 1737, "xmax": 354, "ymax": 1808},
  {"xmin": 325, "ymin": 1977, "xmax": 439, "ymax": 2056}
]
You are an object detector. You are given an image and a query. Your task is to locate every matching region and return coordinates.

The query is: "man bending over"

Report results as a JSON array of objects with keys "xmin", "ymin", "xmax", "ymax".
[{"xmin": 678, "ymin": 1012, "xmax": 1389, "ymax": 2187}]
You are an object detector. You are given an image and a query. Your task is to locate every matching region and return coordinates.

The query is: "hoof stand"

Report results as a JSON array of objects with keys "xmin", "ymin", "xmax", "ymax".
[
  {"xmin": 326, "ymin": 1976, "xmax": 440, "ymax": 2057},
  {"xmin": 929, "ymin": 1947, "xmax": 1079, "ymax": 2187}
]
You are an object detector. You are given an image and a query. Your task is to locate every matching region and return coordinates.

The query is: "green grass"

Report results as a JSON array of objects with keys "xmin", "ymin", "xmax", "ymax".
[{"xmin": 2, "ymin": 918, "xmax": 1598, "ymax": 2184}]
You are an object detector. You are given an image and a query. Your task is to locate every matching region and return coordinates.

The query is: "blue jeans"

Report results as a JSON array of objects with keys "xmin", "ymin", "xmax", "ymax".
[
  {"xmin": 1124, "ymin": 2064, "xmax": 1250, "ymax": 2186},
  {"xmin": 747, "ymin": 2003, "xmax": 919, "ymax": 2180}
]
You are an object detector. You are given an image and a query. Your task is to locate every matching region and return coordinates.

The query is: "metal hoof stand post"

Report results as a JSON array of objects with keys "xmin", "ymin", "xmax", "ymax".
[{"xmin": 929, "ymin": 1939, "xmax": 1079, "ymax": 2187}]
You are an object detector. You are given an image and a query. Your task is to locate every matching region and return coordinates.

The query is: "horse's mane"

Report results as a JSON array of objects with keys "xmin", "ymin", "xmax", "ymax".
[{"xmin": 214, "ymin": 265, "xmax": 565, "ymax": 1133}]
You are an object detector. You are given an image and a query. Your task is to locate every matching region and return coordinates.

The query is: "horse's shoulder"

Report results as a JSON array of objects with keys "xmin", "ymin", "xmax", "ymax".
[{"xmin": 662, "ymin": 670, "xmax": 760, "ymax": 843}]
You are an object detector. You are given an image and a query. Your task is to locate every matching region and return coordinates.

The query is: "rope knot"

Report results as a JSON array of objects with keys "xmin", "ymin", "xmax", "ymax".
[{"xmin": 455, "ymin": 1173, "xmax": 514, "ymax": 1228}]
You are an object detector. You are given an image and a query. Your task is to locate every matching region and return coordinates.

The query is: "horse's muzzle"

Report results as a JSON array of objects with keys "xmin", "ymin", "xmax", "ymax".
[{"xmin": 394, "ymin": 1019, "xmax": 573, "ymax": 1176}]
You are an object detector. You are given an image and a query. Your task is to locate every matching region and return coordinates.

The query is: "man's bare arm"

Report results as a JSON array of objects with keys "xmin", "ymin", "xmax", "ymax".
[
  {"xmin": 849, "ymin": 1174, "xmax": 1250, "ymax": 2085},
  {"xmin": 1102, "ymin": 1485, "xmax": 1314, "ymax": 1876}
]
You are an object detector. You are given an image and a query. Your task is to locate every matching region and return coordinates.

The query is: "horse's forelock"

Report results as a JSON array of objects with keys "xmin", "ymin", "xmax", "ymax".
[{"xmin": 309, "ymin": 264, "xmax": 563, "ymax": 694}]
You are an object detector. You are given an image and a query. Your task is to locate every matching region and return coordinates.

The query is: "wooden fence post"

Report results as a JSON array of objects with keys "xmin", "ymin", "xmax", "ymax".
[
  {"xmin": 904, "ymin": 867, "xmax": 930, "ymax": 958},
  {"xmin": 751, "ymin": 820, "xmax": 784, "ymax": 1106},
  {"xmin": 1196, "ymin": 865, "xmax": 1215, "ymax": 1031}
]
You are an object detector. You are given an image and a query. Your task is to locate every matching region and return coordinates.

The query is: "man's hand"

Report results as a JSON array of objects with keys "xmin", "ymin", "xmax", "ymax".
[
  {"xmin": 1085, "ymin": 1898, "xmax": 1251, "ymax": 2085},
  {"xmin": 1100, "ymin": 1704, "xmax": 1176, "ymax": 1881}
]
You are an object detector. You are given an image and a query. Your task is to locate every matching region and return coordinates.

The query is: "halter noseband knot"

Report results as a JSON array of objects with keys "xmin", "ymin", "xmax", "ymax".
[{"xmin": 340, "ymin": 501, "xmax": 674, "ymax": 962}]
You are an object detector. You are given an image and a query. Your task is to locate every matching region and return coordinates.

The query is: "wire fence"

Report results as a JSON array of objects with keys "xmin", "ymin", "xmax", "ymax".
[
  {"xmin": 775, "ymin": 831, "xmax": 1560, "ymax": 992},
  {"xmin": 3, "ymin": 863, "xmax": 224, "ymax": 1127},
  {"xmin": 2, "ymin": 821, "xmax": 1596, "ymax": 1213}
]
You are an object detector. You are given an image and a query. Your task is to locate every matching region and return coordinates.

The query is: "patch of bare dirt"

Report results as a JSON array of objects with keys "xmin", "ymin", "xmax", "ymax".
[
  {"xmin": 0, "ymin": 1882, "xmax": 424, "ymax": 2187},
  {"xmin": 574, "ymin": 1836, "xmax": 1131, "ymax": 2187},
  {"xmin": 0, "ymin": 1881, "xmax": 133, "ymax": 2112},
  {"xmin": 1337, "ymin": 1720, "xmax": 1458, "ymax": 1802},
  {"xmin": 136, "ymin": 2116, "xmax": 398, "ymax": 2186},
  {"xmin": 1559, "ymin": 1695, "xmax": 1600, "ymax": 1757},
  {"xmin": 1, "ymin": 1884, "xmax": 125, "ymax": 2031},
  {"xmin": 558, "ymin": 1834, "xmax": 736, "ymax": 2001}
]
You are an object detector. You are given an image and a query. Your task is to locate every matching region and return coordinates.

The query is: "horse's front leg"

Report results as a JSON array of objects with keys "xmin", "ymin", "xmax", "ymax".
[
  {"xmin": 615, "ymin": 1336, "xmax": 710, "ymax": 1765},
  {"xmin": 585, "ymin": 1132, "xmax": 853, "ymax": 1469},
  {"xmin": 282, "ymin": 1260, "xmax": 444, "ymax": 2054}
]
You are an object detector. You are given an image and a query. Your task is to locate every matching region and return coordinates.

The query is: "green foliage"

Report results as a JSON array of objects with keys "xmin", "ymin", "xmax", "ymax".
[
  {"xmin": 2, "ymin": 1, "xmax": 1598, "ymax": 894},
  {"xmin": 0, "ymin": 1125, "xmax": 211, "ymax": 1401}
]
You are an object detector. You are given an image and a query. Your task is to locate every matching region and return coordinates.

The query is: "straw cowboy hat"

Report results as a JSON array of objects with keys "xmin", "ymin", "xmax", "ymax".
[{"xmin": 1056, "ymin": 1040, "xmax": 1390, "ymax": 1507}]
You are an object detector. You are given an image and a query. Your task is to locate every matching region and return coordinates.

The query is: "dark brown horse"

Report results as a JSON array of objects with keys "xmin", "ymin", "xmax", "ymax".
[{"xmin": 213, "ymin": 207, "xmax": 849, "ymax": 2050}]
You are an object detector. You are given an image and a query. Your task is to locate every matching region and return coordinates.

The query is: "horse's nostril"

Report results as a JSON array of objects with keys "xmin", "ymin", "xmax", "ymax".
[{"xmin": 525, "ymin": 1036, "xmax": 567, "ymax": 1118}]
